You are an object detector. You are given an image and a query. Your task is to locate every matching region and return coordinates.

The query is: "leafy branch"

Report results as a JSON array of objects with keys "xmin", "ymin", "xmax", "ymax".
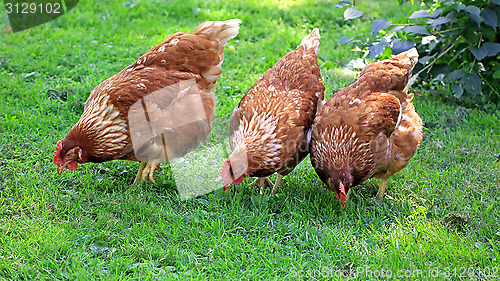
[{"xmin": 337, "ymin": 0, "xmax": 500, "ymax": 109}]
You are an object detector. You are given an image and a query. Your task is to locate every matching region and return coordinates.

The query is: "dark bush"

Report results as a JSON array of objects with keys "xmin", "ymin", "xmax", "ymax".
[{"xmin": 339, "ymin": 0, "xmax": 500, "ymax": 111}]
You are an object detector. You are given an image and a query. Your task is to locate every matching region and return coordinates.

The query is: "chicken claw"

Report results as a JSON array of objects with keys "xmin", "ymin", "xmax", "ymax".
[
  {"xmin": 250, "ymin": 177, "xmax": 273, "ymax": 195},
  {"xmin": 141, "ymin": 162, "xmax": 159, "ymax": 183},
  {"xmin": 132, "ymin": 162, "xmax": 161, "ymax": 185}
]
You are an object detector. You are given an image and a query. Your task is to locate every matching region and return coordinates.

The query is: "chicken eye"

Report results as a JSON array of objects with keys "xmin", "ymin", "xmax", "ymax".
[{"xmin": 66, "ymin": 153, "xmax": 71, "ymax": 157}]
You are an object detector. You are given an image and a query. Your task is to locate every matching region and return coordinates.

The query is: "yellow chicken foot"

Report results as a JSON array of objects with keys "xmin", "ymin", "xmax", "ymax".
[
  {"xmin": 270, "ymin": 174, "xmax": 284, "ymax": 195},
  {"xmin": 250, "ymin": 177, "xmax": 273, "ymax": 195},
  {"xmin": 132, "ymin": 162, "xmax": 147, "ymax": 186},
  {"xmin": 141, "ymin": 162, "xmax": 159, "ymax": 183},
  {"xmin": 375, "ymin": 178, "xmax": 388, "ymax": 200},
  {"xmin": 131, "ymin": 162, "xmax": 164, "ymax": 187}
]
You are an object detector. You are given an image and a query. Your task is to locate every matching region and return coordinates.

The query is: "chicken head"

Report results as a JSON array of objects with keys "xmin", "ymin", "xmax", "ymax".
[{"xmin": 53, "ymin": 140, "xmax": 83, "ymax": 174}]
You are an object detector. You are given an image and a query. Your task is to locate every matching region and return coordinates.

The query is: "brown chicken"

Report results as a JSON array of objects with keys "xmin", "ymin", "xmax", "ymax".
[
  {"xmin": 53, "ymin": 19, "xmax": 242, "ymax": 184},
  {"xmin": 221, "ymin": 29, "xmax": 325, "ymax": 194},
  {"xmin": 310, "ymin": 48, "xmax": 423, "ymax": 208}
]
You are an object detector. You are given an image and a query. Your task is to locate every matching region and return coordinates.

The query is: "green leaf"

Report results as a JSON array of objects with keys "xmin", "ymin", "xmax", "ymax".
[
  {"xmin": 388, "ymin": 25, "xmax": 405, "ymax": 33},
  {"xmin": 371, "ymin": 19, "xmax": 391, "ymax": 37},
  {"xmin": 464, "ymin": 5, "xmax": 481, "ymax": 17},
  {"xmin": 463, "ymin": 28, "xmax": 478, "ymax": 44},
  {"xmin": 481, "ymin": 8, "xmax": 498, "ymax": 31},
  {"xmin": 470, "ymin": 46, "xmax": 487, "ymax": 60},
  {"xmin": 429, "ymin": 17, "xmax": 452, "ymax": 26},
  {"xmin": 482, "ymin": 43, "xmax": 500, "ymax": 57},
  {"xmin": 419, "ymin": 55, "xmax": 433, "ymax": 65},
  {"xmin": 409, "ymin": 10, "xmax": 431, "ymax": 19},
  {"xmin": 453, "ymin": 3, "xmax": 466, "ymax": 12},
  {"xmin": 462, "ymin": 73, "xmax": 482, "ymax": 94},
  {"xmin": 344, "ymin": 8, "xmax": 363, "ymax": 21},
  {"xmin": 381, "ymin": 46, "xmax": 392, "ymax": 58},
  {"xmin": 338, "ymin": 36, "xmax": 353, "ymax": 44},
  {"xmin": 392, "ymin": 39, "xmax": 415, "ymax": 54},
  {"xmin": 445, "ymin": 69, "xmax": 466, "ymax": 82},
  {"xmin": 403, "ymin": 25, "xmax": 431, "ymax": 35},
  {"xmin": 452, "ymin": 84, "xmax": 464, "ymax": 99},
  {"xmin": 336, "ymin": 0, "xmax": 352, "ymax": 8},
  {"xmin": 369, "ymin": 43, "xmax": 385, "ymax": 59},
  {"xmin": 470, "ymin": 43, "xmax": 500, "ymax": 60},
  {"xmin": 481, "ymin": 26, "xmax": 497, "ymax": 42},
  {"xmin": 321, "ymin": 61, "xmax": 334, "ymax": 69},
  {"xmin": 431, "ymin": 8, "xmax": 444, "ymax": 18},
  {"xmin": 495, "ymin": 6, "xmax": 500, "ymax": 30},
  {"xmin": 485, "ymin": 201, "xmax": 495, "ymax": 215},
  {"xmin": 493, "ymin": 69, "xmax": 500, "ymax": 79},
  {"xmin": 465, "ymin": 5, "xmax": 483, "ymax": 26},
  {"xmin": 378, "ymin": 36, "xmax": 391, "ymax": 47}
]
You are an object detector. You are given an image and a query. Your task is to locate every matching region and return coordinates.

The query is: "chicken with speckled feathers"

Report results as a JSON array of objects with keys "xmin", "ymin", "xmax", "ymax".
[
  {"xmin": 221, "ymin": 29, "xmax": 325, "ymax": 195},
  {"xmin": 310, "ymin": 48, "xmax": 423, "ymax": 208},
  {"xmin": 53, "ymin": 19, "xmax": 242, "ymax": 184}
]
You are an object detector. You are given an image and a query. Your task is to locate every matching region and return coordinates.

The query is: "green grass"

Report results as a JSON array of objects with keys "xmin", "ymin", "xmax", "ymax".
[{"xmin": 1, "ymin": 0, "xmax": 500, "ymax": 280}]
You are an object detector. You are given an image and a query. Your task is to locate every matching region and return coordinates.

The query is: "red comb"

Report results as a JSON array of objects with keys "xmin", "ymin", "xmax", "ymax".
[
  {"xmin": 221, "ymin": 159, "xmax": 230, "ymax": 173},
  {"xmin": 221, "ymin": 159, "xmax": 232, "ymax": 184},
  {"xmin": 53, "ymin": 141, "xmax": 63, "ymax": 166}
]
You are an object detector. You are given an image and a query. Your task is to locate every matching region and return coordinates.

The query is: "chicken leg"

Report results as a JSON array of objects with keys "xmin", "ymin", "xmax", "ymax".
[
  {"xmin": 375, "ymin": 178, "xmax": 388, "ymax": 200},
  {"xmin": 250, "ymin": 177, "xmax": 273, "ymax": 195},
  {"xmin": 270, "ymin": 174, "xmax": 284, "ymax": 195},
  {"xmin": 132, "ymin": 162, "xmax": 147, "ymax": 185}
]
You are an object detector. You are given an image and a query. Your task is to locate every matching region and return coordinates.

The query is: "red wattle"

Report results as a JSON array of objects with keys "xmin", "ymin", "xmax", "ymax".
[
  {"xmin": 67, "ymin": 161, "xmax": 78, "ymax": 171},
  {"xmin": 234, "ymin": 175, "xmax": 244, "ymax": 185}
]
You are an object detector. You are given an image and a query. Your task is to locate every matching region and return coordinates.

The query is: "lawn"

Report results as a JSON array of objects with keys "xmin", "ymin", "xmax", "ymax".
[{"xmin": 1, "ymin": 0, "xmax": 500, "ymax": 280}]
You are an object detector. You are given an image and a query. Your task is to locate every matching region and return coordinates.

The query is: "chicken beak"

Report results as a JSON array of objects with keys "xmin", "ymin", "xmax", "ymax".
[
  {"xmin": 340, "ymin": 198, "xmax": 347, "ymax": 208},
  {"xmin": 57, "ymin": 163, "xmax": 67, "ymax": 174}
]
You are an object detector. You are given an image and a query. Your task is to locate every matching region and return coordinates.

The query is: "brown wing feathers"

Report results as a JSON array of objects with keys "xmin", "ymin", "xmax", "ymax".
[
  {"xmin": 311, "ymin": 48, "xmax": 422, "ymax": 203},
  {"xmin": 225, "ymin": 29, "xmax": 324, "ymax": 182}
]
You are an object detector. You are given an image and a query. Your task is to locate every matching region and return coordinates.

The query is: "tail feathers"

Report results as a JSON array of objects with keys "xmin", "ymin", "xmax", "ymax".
[
  {"xmin": 194, "ymin": 19, "xmax": 242, "ymax": 48},
  {"xmin": 394, "ymin": 47, "xmax": 419, "ymax": 71},
  {"xmin": 194, "ymin": 19, "xmax": 241, "ymax": 87},
  {"xmin": 298, "ymin": 28, "xmax": 321, "ymax": 56}
]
